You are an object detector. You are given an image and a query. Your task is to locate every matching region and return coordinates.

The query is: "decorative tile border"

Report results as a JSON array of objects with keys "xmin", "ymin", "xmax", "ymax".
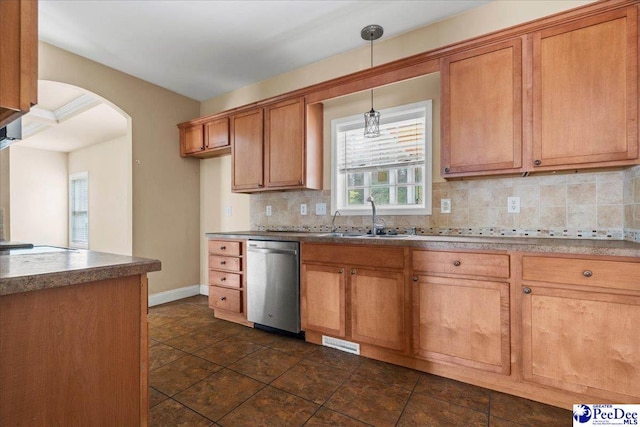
[
  {"xmin": 255, "ymin": 224, "xmax": 627, "ymax": 240},
  {"xmin": 624, "ymin": 229, "xmax": 640, "ymax": 243}
]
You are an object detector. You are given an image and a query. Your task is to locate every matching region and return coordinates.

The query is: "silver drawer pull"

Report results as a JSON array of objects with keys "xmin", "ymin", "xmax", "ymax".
[
  {"xmin": 220, "ymin": 277, "xmax": 226, "ymax": 281},
  {"xmin": 523, "ymin": 287, "xmax": 532, "ymax": 294},
  {"xmin": 220, "ymin": 261, "xmax": 226, "ymax": 265},
  {"xmin": 220, "ymin": 246, "xmax": 226, "ymax": 250},
  {"xmin": 412, "ymin": 276, "xmax": 418, "ymax": 282},
  {"xmin": 583, "ymin": 270, "xmax": 593, "ymax": 278},
  {"xmin": 220, "ymin": 296, "xmax": 227, "ymax": 301},
  {"xmin": 453, "ymin": 260, "xmax": 461, "ymax": 267},
  {"xmin": 338, "ymin": 269, "xmax": 344, "ymax": 274}
]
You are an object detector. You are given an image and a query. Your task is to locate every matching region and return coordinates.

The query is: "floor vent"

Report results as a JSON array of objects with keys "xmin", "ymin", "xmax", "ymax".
[{"xmin": 322, "ymin": 336, "xmax": 360, "ymax": 355}]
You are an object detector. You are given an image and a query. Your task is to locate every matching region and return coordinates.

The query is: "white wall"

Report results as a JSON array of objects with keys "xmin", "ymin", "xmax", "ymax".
[
  {"xmin": 9, "ymin": 145, "xmax": 68, "ymax": 246},
  {"xmin": 68, "ymin": 136, "xmax": 132, "ymax": 255}
]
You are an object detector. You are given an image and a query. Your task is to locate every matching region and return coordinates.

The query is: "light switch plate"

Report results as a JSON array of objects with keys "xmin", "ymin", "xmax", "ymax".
[
  {"xmin": 508, "ymin": 197, "xmax": 520, "ymax": 213},
  {"xmin": 300, "ymin": 204, "xmax": 307, "ymax": 215},
  {"xmin": 315, "ymin": 203, "xmax": 327, "ymax": 215},
  {"xmin": 266, "ymin": 205, "xmax": 272, "ymax": 216},
  {"xmin": 441, "ymin": 199, "xmax": 451, "ymax": 214},
  {"xmin": 224, "ymin": 206, "xmax": 232, "ymax": 216}
]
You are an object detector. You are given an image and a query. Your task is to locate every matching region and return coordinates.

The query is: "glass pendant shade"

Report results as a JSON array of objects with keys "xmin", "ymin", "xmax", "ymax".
[{"xmin": 364, "ymin": 108, "xmax": 380, "ymax": 138}]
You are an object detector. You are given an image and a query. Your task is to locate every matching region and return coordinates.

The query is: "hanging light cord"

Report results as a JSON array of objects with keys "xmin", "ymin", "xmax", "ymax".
[{"xmin": 369, "ymin": 30, "xmax": 374, "ymax": 110}]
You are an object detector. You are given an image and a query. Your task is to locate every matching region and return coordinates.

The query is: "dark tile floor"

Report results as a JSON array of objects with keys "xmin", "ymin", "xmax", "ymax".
[{"xmin": 148, "ymin": 296, "xmax": 571, "ymax": 427}]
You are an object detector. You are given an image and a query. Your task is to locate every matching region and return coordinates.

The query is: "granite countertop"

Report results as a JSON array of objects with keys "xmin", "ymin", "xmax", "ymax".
[
  {"xmin": 206, "ymin": 231, "xmax": 640, "ymax": 258},
  {"xmin": 0, "ymin": 247, "xmax": 161, "ymax": 296}
]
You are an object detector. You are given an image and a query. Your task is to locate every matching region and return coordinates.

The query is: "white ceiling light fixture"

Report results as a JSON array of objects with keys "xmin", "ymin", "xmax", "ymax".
[{"xmin": 362, "ymin": 24, "xmax": 383, "ymax": 138}]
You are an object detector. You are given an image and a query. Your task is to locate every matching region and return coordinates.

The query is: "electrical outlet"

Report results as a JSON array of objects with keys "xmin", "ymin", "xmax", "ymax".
[
  {"xmin": 441, "ymin": 199, "xmax": 451, "ymax": 214},
  {"xmin": 508, "ymin": 197, "xmax": 520, "ymax": 213},
  {"xmin": 300, "ymin": 204, "xmax": 307, "ymax": 215},
  {"xmin": 315, "ymin": 203, "xmax": 327, "ymax": 215},
  {"xmin": 224, "ymin": 206, "xmax": 232, "ymax": 216},
  {"xmin": 266, "ymin": 205, "xmax": 272, "ymax": 216}
]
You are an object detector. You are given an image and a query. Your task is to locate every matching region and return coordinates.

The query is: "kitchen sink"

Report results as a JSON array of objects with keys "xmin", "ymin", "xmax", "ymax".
[{"xmin": 356, "ymin": 234, "xmax": 412, "ymax": 239}]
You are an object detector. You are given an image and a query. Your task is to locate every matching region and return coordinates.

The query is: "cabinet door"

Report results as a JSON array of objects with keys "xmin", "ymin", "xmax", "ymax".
[
  {"xmin": 264, "ymin": 97, "xmax": 304, "ymax": 188},
  {"xmin": 441, "ymin": 39, "xmax": 523, "ymax": 177},
  {"xmin": 532, "ymin": 7, "xmax": 638, "ymax": 169},
  {"xmin": 231, "ymin": 108, "xmax": 264, "ymax": 191},
  {"xmin": 350, "ymin": 268, "xmax": 405, "ymax": 351},
  {"xmin": 413, "ymin": 275, "xmax": 510, "ymax": 374},
  {"xmin": 301, "ymin": 263, "xmax": 346, "ymax": 338},
  {"xmin": 181, "ymin": 124, "xmax": 204, "ymax": 155},
  {"xmin": 205, "ymin": 117, "xmax": 229, "ymax": 149},
  {"xmin": 0, "ymin": 0, "xmax": 37, "ymax": 128},
  {"xmin": 521, "ymin": 285, "xmax": 640, "ymax": 401}
]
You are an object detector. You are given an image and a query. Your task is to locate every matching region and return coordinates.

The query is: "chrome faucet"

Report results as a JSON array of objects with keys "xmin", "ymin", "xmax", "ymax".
[
  {"xmin": 366, "ymin": 196, "xmax": 377, "ymax": 235},
  {"xmin": 331, "ymin": 210, "xmax": 341, "ymax": 233}
]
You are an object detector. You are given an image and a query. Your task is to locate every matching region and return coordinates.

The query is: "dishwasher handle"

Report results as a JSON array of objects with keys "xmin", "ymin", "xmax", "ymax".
[{"xmin": 247, "ymin": 247, "xmax": 298, "ymax": 256}]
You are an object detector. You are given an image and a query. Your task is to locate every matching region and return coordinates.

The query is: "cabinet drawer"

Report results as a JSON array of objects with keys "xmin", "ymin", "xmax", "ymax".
[
  {"xmin": 209, "ymin": 240, "xmax": 242, "ymax": 256},
  {"xmin": 301, "ymin": 243, "xmax": 404, "ymax": 269},
  {"xmin": 209, "ymin": 255, "xmax": 241, "ymax": 272},
  {"xmin": 208, "ymin": 271, "xmax": 242, "ymax": 288},
  {"xmin": 208, "ymin": 286, "xmax": 242, "ymax": 313},
  {"xmin": 522, "ymin": 256, "xmax": 640, "ymax": 292},
  {"xmin": 413, "ymin": 250, "xmax": 510, "ymax": 279}
]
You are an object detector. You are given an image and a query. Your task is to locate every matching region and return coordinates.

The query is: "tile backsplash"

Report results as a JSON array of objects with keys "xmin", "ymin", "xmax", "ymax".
[{"xmin": 251, "ymin": 165, "xmax": 640, "ymax": 242}]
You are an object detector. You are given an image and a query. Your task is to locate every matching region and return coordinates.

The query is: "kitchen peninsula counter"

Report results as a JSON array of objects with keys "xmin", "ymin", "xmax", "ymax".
[
  {"xmin": 206, "ymin": 231, "xmax": 640, "ymax": 258},
  {"xmin": 0, "ymin": 247, "xmax": 161, "ymax": 295},
  {"xmin": 0, "ymin": 247, "xmax": 160, "ymax": 425}
]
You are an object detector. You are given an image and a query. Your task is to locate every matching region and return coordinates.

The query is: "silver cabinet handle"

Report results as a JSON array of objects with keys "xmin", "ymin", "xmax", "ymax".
[
  {"xmin": 220, "ymin": 277, "xmax": 226, "ymax": 281},
  {"xmin": 220, "ymin": 296, "xmax": 227, "ymax": 301},
  {"xmin": 583, "ymin": 270, "xmax": 593, "ymax": 278},
  {"xmin": 453, "ymin": 260, "xmax": 461, "ymax": 267},
  {"xmin": 523, "ymin": 287, "xmax": 532, "ymax": 294},
  {"xmin": 338, "ymin": 269, "xmax": 344, "ymax": 274},
  {"xmin": 412, "ymin": 276, "xmax": 418, "ymax": 282},
  {"xmin": 351, "ymin": 269, "xmax": 356, "ymax": 275}
]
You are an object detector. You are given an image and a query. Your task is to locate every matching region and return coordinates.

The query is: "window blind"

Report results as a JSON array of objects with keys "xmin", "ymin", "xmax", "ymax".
[
  {"xmin": 338, "ymin": 116, "xmax": 425, "ymax": 173},
  {"xmin": 70, "ymin": 173, "xmax": 88, "ymax": 248}
]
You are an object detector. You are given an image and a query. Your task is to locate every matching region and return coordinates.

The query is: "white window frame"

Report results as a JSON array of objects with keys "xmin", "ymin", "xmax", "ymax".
[
  {"xmin": 331, "ymin": 100, "xmax": 432, "ymax": 216},
  {"xmin": 69, "ymin": 171, "xmax": 89, "ymax": 249}
]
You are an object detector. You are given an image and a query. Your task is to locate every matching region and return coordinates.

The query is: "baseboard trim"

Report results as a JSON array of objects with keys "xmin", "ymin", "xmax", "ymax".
[
  {"xmin": 199, "ymin": 284, "xmax": 209, "ymax": 296},
  {"xmin": 148, "ymin": 284, "xmax": 206, "ymax": 307}
]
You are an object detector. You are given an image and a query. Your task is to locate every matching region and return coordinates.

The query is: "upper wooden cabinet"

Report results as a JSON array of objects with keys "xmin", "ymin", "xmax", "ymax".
[
  {"xmin": 441, "ymin": 4, "xmax": 639, "ymax": 178},
  {"xmin": 231, "ymin": 108, "xmax": 264, "ymax": 190},
  {"xmin": 179, "ymin": 117, "xmax": 230, "ymax": 158},
  {"xmin": 232, "ymin": 97, "xmax": 323, "ymax": 193},
  {"xmin": 0, "ymin": 0, "xmax": 38, "ymax": 128},
  {"xmin": 532, "ymin": 6, "xmax": 638, "ymax": 170},
  {"xmin": 441, "ymin": 39, "xmax": 523, "ymax": 177}
]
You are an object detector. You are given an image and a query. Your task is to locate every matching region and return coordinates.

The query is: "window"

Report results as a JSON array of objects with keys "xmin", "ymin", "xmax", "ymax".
[
  {"xmin": 69, "ymin": 172, "xmax": 89, "ymax": 249},
  {"xmin": 331, "ymin": 100, "xmax": 432, "ymax": 215}
]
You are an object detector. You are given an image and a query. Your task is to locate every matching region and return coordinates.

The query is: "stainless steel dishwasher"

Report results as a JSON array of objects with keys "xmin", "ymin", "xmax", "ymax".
[{"xmin": 246, "ymin": 240, "xmax": 300, "ymax": 334}]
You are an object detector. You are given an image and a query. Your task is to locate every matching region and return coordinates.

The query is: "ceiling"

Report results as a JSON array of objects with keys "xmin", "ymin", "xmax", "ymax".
[
  {"xmin": 22, "ymin": 1, "xmax": 489, "ymax": 153},
  {"xmin": 38, "ymin": 0, "xmax": 490, "ymax": 102},
  {"xmin": 17, "ymin": 81, "xmax": 128, "ymax": 153}
]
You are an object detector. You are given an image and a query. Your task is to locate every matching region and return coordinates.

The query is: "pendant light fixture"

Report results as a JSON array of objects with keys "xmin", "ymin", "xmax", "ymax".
[{"xmin": 362, "ymin": 24, "xmax": 383, "ymax": 138}]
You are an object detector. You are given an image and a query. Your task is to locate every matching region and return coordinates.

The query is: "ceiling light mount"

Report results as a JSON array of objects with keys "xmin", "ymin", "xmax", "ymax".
[{"xmin": 361, "ymin": 24, "xmax": 383, "ymax": 43}]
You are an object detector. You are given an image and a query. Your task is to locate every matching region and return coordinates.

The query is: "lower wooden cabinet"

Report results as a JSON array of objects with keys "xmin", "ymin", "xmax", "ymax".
[
  {"xmin": 412, "ymin": 249, "xmax": 511, "ymax": 375},
  {"xmin": 208, "ymin": 239, "xmax": 251, "ymax": 326},
  {"xmin": 300, "ymin": 263, "xmax": 346, "ymax": 337},
  {"xmin": 413, "ymin": 275, "xmax": 510, "ymax": 374},
  {"xmin": 301, "ymin": 243, "xmax": 407, "ymax": 353},
  {"xmin": 351, "ymin": 268, "xmax": 405, "ymax": 351},
  {"xmin": 520, "ymin": 254, "xmax": 640, "ymax": 402}
]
